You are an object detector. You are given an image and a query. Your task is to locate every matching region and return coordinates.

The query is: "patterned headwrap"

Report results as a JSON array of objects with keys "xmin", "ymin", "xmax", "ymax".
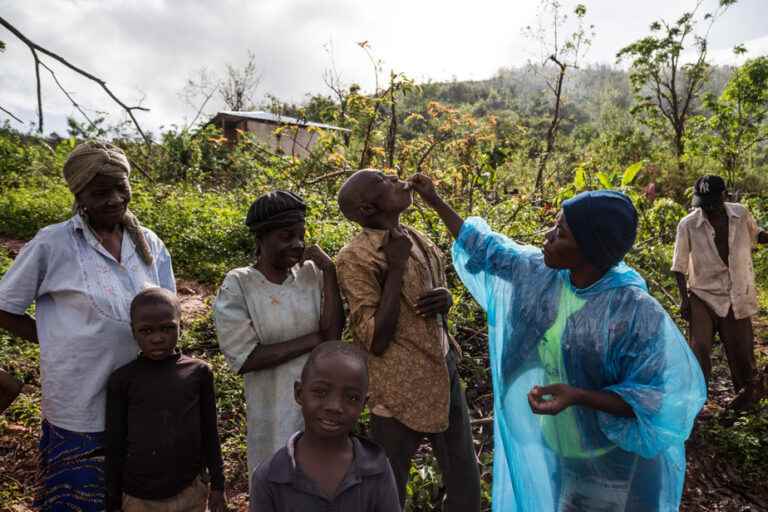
[
  {"xmin": 63, "ymin": 141, "xmax": 153, "ymax": 266},
  {"xmin": 245, "ymin": 190, "xmax": 307, "ymax": 237}
]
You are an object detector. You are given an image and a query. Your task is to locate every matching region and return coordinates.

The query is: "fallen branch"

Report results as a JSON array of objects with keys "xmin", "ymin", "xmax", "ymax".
[
  {"xmin": 0, "ymin": 15, "xmax": 151, "ymax": 146},
  {"xmin": 457, "ymin": 325, "xmax": 487, "ymax": 338},
  {"xmin": 470, "ymin": 416, "xmax": 494, "ymax": 426}
]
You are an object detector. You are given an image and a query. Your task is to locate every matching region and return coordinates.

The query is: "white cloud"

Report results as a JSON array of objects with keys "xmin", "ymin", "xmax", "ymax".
[
  {"xmin": 709, "ymin": 34, "xmax": 768, "ymax": 65},
  {"xmin": 1, "ymin": 0, "xmax": 766, "ymax": 135}
]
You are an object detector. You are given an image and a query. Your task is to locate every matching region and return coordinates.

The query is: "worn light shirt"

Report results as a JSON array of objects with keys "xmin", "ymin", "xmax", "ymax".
[
  {"xmin": 672, "ymin": 203, "xmax": 761, "ymax": 319},
  {"xmin": 336, "ymin": 227, "xmax": 458, "ymax": 434},
  {"xmin": 212, "ymin": 262, "xmax": 323, "ymax": 478},
  {"xmin": 0, "ymin": 214, "xmax": 175, "ymax": 432}
]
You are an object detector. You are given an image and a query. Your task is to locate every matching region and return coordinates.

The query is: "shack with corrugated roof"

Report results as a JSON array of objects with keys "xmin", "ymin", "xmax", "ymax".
[{"xmin": 209, "ymin": 111, "xmax": 349, "ymax": 158}]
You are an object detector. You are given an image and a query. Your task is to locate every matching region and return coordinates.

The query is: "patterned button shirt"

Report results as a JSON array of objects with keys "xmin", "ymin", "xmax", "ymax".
[{"xmin": 336, "ymin": 226, "xmax": 458, "ymax": 433}]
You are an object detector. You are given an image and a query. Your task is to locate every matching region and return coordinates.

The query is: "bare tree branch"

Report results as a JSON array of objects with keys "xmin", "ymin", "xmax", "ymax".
[
  {"xmin": 34, "ymin": 62, "xmax": 154, "ymax": 179},
  {"xmin": 386, "ymin": 73, "xmax": 397, "ymax": 170},
  {"xmin": 305, "ymin": 168, "xmax": 355, "ymax": 185},
  {"xmin": 187, "ymin": 86, "xmax": 216, "ymax": 129},
  {"xmin": 31, "ymin": 46, "xmax": 43, "ymax": 131},
  {"xmin": 0, "ymin": 15, "xmax": 151, "ymax": 145},
  {"xmin": 219, "ymin": 51, "xmax": 261, "ymax": 111},
  {"xmin": 416, "ymin": 133, "xmax": 450, "ymax": 172},
  {"xmin": 39, "ymin": 60, "xmax": 97, "ymax": 128},
  {"xmin": 0, "ymin": 105, "xmax": 23, "ymax": 123}
]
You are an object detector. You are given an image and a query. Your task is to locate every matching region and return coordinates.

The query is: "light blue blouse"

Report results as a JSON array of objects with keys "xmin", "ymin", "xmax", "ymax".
[{"xmin": 0, "ymin": 214, "xmax": 175, "ymax": 432}]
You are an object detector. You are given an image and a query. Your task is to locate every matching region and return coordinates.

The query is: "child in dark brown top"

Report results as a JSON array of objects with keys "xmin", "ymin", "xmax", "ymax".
[{"xmin": 105, "ymin": 288, "xmax": 226, "ymax": 512}]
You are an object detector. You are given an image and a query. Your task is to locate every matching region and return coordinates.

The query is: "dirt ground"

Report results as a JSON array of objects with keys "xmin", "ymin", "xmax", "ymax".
[{"xmin": 680, "ymin": 316, "xmax": 768, "ymax": 512}]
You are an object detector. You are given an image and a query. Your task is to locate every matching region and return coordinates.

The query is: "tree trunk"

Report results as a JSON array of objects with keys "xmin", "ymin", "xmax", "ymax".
[
  {"xmin": 534, "ymin": 57, "xmax": 567, "ymax": 194},
  {"xmin": 674, "ymin": 126, "xmax": 685, "ymax": 173}
]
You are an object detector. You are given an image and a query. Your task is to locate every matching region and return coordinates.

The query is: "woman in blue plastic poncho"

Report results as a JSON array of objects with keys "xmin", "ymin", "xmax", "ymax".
[{"xmin": 408, "ymin": 173, "xmax": 706, "ymax": 512}]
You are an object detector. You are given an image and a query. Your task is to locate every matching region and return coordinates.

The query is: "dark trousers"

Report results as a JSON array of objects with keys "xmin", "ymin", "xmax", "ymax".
[
  {"xmin": 688, "ymin": 293, "xmax": 757, "ymax": 391},
  {"xmin": 370, "ymin": 350, "xmax": 481, "ymax": 512}
]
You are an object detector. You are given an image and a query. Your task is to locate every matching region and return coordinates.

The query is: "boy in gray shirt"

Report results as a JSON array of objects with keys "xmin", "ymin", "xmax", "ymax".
[{"xmin": 249, "ymin": 341, "xmax": 400, "ymax": 511}]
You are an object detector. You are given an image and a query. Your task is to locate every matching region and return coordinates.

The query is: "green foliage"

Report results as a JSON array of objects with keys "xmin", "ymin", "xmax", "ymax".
[
  {"xmin": 621, "ymin": 161, "xmax": 643, "ymax": 186},
  {"xmin": 704, "ymin": 401, "xmax": 768, "ymax": 480},
  {"xmin": 406, "ymin": 453, "xmax": 443, "ymax": 510},
  {"xmin": 704, "ymin": 56, "xmax": 768, "ymax": 184},
  {"xmin": 0, "ymin": 247, "xmax": 12, "ymax": 275},
  {"xmin": 0, "ymin": 181, "xmax": 72, "ymax": 239}
]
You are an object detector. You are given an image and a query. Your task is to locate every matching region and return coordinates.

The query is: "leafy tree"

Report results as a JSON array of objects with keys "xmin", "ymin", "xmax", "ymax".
[
  {"xmin": 616, "ymin": 0, "xmax": 737, "ymax": 172},
  {"xmin": 705, "ymin": 54, "xmax": 768, "ymax": 184}
]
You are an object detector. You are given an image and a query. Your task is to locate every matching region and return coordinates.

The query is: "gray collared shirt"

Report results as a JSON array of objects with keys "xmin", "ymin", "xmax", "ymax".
[
  {"xmin": 0, "ymin": 214, "xmax": 175, "ymax": 432},
  {"xmin": 249, "ymin": 432, "xmax": 401, "ymax": 512}
]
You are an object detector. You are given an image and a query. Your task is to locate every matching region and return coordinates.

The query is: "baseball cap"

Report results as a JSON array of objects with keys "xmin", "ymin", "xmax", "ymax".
[{"xmin": 692, "ymin": 175, "xmax": 726, "ymax": 207}]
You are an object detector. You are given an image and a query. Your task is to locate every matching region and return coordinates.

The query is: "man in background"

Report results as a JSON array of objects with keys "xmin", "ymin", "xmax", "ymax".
[{"xmin": 672, "ymin": 175, "xmax": 768, "ymax": 411}]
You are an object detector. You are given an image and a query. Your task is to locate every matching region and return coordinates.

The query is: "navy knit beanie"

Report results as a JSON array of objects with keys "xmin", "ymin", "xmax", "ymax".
[{"xmin": 562, "ymin": 190, "xmax": 638, "ymax": 272}]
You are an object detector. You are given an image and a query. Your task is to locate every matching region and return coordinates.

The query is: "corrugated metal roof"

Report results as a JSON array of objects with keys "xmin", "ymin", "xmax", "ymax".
[{"xmin": 214, "ymin": 111, "xmax": 350, "ymax": 132}]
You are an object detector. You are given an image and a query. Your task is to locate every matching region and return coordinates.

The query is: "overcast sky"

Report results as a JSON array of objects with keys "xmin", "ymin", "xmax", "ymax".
[{"xmin": 2, "ymin": 0, "xmax": 767, "ymax": 135}]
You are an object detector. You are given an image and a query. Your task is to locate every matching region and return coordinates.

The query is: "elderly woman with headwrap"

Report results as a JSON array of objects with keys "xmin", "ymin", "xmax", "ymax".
[
  {"xmin": 0, "ymin": 141, "xmax": 175, "ymax": 511},
  {"xmin": 213, "ymin": 190, "xmax": 344, "ymax": 481},
  {"xmin": 409, "ymin": 174, "xmax": 706, "ymax": 512}
]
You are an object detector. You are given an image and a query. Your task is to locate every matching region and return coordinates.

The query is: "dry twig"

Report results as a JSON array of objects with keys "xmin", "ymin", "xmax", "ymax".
[{"xmin": 305, "ymin": 168, "xmax": 355, "ymax": 185}]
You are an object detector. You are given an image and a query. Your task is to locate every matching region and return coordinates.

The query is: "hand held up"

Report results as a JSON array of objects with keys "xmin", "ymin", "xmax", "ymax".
[
  {"xmin": 408, "ymin": 173, "xmax": 440, "ymax": 207},
  {"xmin": 302, "ymin": 244, "xmax": 334, "ymax": 272}
]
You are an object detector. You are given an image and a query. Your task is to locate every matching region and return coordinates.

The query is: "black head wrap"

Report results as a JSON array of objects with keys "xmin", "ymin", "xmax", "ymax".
[{"xmin": 245, "ymin": 190, "xmax": 307, "ymax": 237}]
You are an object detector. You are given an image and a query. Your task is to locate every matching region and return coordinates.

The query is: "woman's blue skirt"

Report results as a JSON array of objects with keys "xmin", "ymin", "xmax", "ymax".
[{"xmin": 34, "ymin": 420, "xmax": 106, "ymax": 511}]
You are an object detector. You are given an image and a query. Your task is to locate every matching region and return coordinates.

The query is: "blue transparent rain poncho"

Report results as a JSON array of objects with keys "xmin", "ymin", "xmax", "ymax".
[{"xmin": 452, "ymin": 217, "xmax": 706, "ymax": 512}]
